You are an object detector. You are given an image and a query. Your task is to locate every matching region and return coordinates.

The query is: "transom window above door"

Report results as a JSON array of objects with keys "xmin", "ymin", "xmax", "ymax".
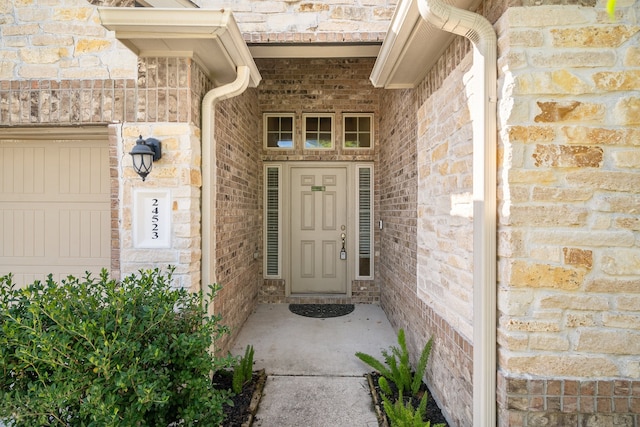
[
  {"xmin": 303, "ymin": 113, "xmax": 334, "ymax": 150},
  {"xmin": 343, "ymin": 114, "xmax": 373, "ymax": 149},
  {"xmin": 263, "ymin": 113, "xmax": 374, "ymax": 150},
  {"xmin": 264, "ymin": 113, "xmax": 295, "ymax": 149}
]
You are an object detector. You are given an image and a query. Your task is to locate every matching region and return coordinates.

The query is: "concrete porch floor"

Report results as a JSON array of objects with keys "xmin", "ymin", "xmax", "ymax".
[{"xmin": 230, "ymin": 303, "xmax": 398, "ymax": 426}]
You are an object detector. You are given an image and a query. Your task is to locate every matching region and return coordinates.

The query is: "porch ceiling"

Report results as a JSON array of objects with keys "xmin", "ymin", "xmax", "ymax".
[
  {"xmin": 369, "ymin": 0, "xmax": 480, "ymax": 89},
  {"xmin": 248, "ymin": 43, "xmax": 381, "ymax": 59},
  {"xmin": 97, "ymin": 8, "xmax": 261, "ymax": 88}
]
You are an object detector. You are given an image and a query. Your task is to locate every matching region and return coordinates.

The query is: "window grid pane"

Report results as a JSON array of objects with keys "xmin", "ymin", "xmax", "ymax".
[
  {"xmin": 265, "ymin": 115, "xmax": 294, "ymax": 149},
  {"xmin": 344, "ymin": 115, "xmax": 372, "ymax": 149},
  {"xmin": 304, "ymin": 115, "xmax": 334, "ymax": 149}
]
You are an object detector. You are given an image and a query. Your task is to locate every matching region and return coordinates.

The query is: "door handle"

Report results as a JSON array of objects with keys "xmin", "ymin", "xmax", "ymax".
[{"xmin": 340, "ymin": 232, "xmax": 347, "ymax": 260}]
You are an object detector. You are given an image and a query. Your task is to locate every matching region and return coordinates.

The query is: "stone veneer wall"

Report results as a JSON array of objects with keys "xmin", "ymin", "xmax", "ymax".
[
  {"xmin": 256, "ymin": 57, "xmax": 382, "ymax": 304},
  {"xmin": 496, "ymin": 2, "xmax": 640, "ymax": 425},
  {"xmin": 0, "ymin": 0, "xmax": 216, "ymax": 292}
]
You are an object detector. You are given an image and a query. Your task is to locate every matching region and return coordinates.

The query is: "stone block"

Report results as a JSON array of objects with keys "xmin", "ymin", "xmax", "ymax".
[
  {"xmin": 515, "ymin": 70, "xmax": 593, "ymax": 95},
  {"xmin": 577, "ymin": 329, "xmax": 640, "ymax": 355},
  {"xmin": 563, "ymin": 247, "xmax": 593, "ymax": 268},
  {"xmin": 505, "ymin": 354, "xmax": 619, "ymax": 377},
  {"xmin": 616, "ymin": 295, "xmax": 640, "ymax": 311},
  {"xmin": 530, "ymin": 51, "xmax": 616, "ymax": 68},
  {"xmin": 509, "ymin": 260, "xmax": 586, "ymax": 290},
  {"xmin": 507, "ymin": 125, "xmax": 556, "ymax": 143},
  {"xmin": 506, "ymin": 6, "xmax": 590, "ymax": 27},
  {"xmin": 613, "ymin": 150, "xmax": 640, "ymax": 168},
  {"xmin": 531, "ymin": 186, "xmax": 593, "ymax": 202},
  {"xmin": 508, "ymin": 29, "xmax": 545, "ymax": 47},
  {"xmin": 585, "ymin": 277, "xmax": 640, "ymax": 294},
  {"xmin": 2, "ymin": 23, "xmax": 39, "ymax": 36},
  {"xmin": 551, "ymin": 26, "xmax": 640, "ymax": 48},
  {"xmin": 76, "ymin": 39, "xmax": 112, "ymax": 54},
  {"xmin": 53, "ymin": 7, "xmax": 93, "ymax": 21},
  {"xmin": 625, "ymin": 46, "xmax": 640, "ymax": 66},
  {"xmin": 539, "ymin": 294, "xmax": 607, "ymax": 311},
  {"xmin": 566, "ymin": 170, "xmax": 640, "ymax": 193},
  {"xmin": 508, "ymin": 205, "xmax": 588, "ymax": 227},
  {"xmin": 614, "ymin": 96, "xmax": 640, "ymax": 125},
  {"xmin": 593, "ymin": 70, "xmax": 640, "ymax": 91},
  {"xmin": 602, "ymin": 249, "xmax": 640, "ymax": 275},
  {"xmin": 535, "ymin": 101, "xmax": 604, "ymax": 123},
  {"xmin": 529, "ymin": 334, "xmax": 570, "ymax": 351},
  {"xmin": 20, "ymin": 47, "xmax": 68, "ymax": 64},
  {"xmin": 533, "ymin": 144, "xmax": 603, "ymax": 168},
  {"xmin": 297, "ymin": 3, "xmax": 329, "ymax": 12},
  {"xmin": 562, "ymin": 126, "xmax": 640, "ymax": 146},
  {"xmin": 603, "ymin": 313, "xmax": 640, "ymax": 330}
]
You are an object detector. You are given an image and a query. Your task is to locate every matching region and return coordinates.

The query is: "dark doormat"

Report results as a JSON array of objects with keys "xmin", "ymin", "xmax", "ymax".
[{"xmin": 289, "ymin": 304, "xmax": 355, "ymax": 318}]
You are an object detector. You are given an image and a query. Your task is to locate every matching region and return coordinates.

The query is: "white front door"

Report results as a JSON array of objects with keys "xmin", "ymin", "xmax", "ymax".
[{"xmin": 290, "ymin": 166, "xmax": 348, "ymax": 294}]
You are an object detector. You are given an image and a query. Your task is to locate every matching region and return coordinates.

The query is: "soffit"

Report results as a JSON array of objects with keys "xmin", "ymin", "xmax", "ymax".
[
  {"xmin": 370, "ymin": 0, "xmax": 478, "ymax": 89},
  {"xmin": 248, "ymin": 43, "xmax": 381, "ymax": 59},
  {"xmin": 97, "ymin": 8, "xmax": 261, "ymax": 88}
]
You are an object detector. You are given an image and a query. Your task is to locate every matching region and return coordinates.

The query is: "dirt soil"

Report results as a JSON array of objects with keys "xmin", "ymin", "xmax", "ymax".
[
  {"xmin": 212, "ymin": 370, "xmax": 264, "ymax": 427},
  {"xmin": 213, "ymin": 370, "xmax": 447, "ymax": 427}
]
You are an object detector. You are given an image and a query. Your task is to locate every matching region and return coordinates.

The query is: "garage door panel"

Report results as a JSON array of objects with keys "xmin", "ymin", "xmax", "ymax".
[
  {"xmin": 0, "ymin": 209, "xmax": 46, "ymax": 257},
  {"xmin": 59, "ymin": 210, "xmax": 110, "ymax": 259},
  {"xmin": 0, "ymin": 139, "xmax": 110, "ymax": 286},
  {"xmin": 0, "ymin": 146, "xmax": 46, "ymax": 194},
  {"xmin": 58, "ymin": 146, "xmax": 109, "ymax": 196}
]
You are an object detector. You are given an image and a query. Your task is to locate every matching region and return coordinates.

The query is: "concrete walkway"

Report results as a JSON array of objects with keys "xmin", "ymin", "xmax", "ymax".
[{"xmin": 230, "ymin": 304, "xmax": 397, "ymax": 427}]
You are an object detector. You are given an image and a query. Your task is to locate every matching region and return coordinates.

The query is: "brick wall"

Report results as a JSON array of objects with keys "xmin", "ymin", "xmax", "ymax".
[
  {"xmin": 378, "ymin": 46, "xmax": 475, "ymax": 424},
  {"xmin": 211, "ymin": 88, "xmax": 263, "ymax": 352},
  {"xmin": 496, "ymin": 2, "xmax": 640, "ymax": 425}
]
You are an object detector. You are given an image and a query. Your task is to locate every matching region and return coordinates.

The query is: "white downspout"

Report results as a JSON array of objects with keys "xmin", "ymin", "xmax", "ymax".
[
  {"xmin": 201, "ymin": 66, "xmax": 251, "ymax": 302},
  {"xmin": 416, "ymin": 1, "xmax": 497, "ymax": 426}
]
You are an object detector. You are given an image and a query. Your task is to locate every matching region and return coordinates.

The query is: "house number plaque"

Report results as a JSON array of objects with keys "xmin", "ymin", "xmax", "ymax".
[{"xmin": 133, "ymin": 189, "xmax": 171, "ymax": 248}]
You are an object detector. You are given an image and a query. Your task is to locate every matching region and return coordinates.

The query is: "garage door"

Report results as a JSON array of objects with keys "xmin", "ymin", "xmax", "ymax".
[{"xmin": 0, "ymin": 138, "xmax": 110, "ymax": 286}]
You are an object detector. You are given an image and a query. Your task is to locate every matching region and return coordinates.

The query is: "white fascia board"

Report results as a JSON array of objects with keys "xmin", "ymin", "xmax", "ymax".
[
  {"xmin": 371, "ymin": 0, "xmax": 473, "ymax": 89},
  {"xmin": 98, "ymin": 8, "xmax": 261, "ymax": 88}
]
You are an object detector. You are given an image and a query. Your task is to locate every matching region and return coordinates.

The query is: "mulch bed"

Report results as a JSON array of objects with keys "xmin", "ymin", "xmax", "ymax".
[
  {"xmin": 212, "ymin": 369, "xmax": 266, "ymax": 427},
  {"xmin": 212, "ymin": 369, "xmax": 448, "ymax": 426}
]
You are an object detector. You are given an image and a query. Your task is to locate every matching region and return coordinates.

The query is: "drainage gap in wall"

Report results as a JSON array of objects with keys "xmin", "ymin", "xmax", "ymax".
[{"xmin": 289, "ymin": 304, "xmax": 355, "ymax": 318}]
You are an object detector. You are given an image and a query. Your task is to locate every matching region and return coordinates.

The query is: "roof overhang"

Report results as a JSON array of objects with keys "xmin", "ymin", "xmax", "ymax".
[
  {"xmin": 98, "ymin": 7, "xmax": 261, "ymax": 88},
  {"xmin": 370, "ymin": 0, "xmax": 478, "ymax": 89}
]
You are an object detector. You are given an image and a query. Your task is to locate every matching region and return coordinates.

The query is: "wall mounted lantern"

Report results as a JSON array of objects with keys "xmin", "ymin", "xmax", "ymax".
[{"xmin": 130, "ymin": 135, "xmax": 162, "ymax": 181}]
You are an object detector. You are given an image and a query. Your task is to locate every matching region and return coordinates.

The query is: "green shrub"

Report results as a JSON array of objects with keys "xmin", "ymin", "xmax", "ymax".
[
  {"xmin": 232, "ymin": 345, "xmax": 255, "ymax": 394},
  {"xmin": 0, "ymin": 268, "xmax": 235, "ymax": 427}
]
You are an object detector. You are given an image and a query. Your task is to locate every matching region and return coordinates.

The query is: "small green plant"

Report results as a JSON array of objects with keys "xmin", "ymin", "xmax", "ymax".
[
  {"xmin": 356, "ymin": 329, "xmax": 440, "ymax": 426},
  {"xmin": 356, "ymin": 328, "xmax": 432, "ymax": 397},
  {"xmin": 382, "ymin": 390, "xmax": 445, "ymax": 427},
  {"xmin": 232, "ymin": 344, "xmax": 255, "ymax": 394},
  {"xmin": 0, "ymin": 268, "xmax": 235, "ymax": 427}
]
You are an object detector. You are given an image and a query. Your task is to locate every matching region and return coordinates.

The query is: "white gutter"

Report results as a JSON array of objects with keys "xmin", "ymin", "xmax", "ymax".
[
  {"xmin": 416, "ymin": 1, "xmax": 497, "ymax": 426},
  {"xmin": 201, "ymin": 66, "xmax": 252, "ymax": 301}
]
